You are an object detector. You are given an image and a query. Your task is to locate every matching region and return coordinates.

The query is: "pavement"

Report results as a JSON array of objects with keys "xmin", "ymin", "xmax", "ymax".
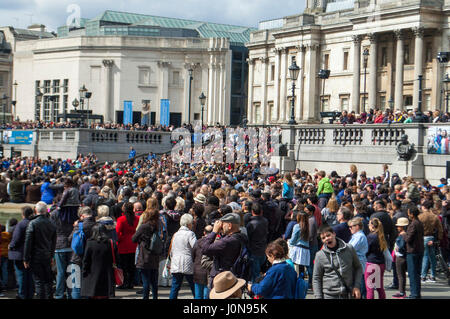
[{"xmin": 0, "ymin": 269, "xmax": 448, "ymax": 299}]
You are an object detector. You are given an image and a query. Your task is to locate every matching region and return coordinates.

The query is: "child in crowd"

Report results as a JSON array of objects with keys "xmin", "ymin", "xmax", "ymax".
[{"xmin": 392, "ymin": 217, "xmax": 409, "ymax": 299}]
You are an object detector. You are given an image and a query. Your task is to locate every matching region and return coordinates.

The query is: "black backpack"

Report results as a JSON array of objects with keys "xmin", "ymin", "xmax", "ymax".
[{"xmin": 230, "ymin": 238, "xmax": 251, "ymax": 282}]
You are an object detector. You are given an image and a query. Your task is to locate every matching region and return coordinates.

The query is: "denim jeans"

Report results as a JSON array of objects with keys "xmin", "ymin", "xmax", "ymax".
[
  {"xmin": 31, "ymin": 260, "xmax": 53, "ymax": 299},
  {"xmin": 194, "ymin": 283, "xmax": 209, "ymax": 299},
  {"xmin": 169, "ymin": 273, "xmax": 195, "ymax": 299},
  {"xmin": 421, "ymin": 236, "xmax": 437, "ymax": 279},
  {"xmin": 69, "ymin": 263, "xmax": 82, "ymax": 299},
  {"xmin": 249, "ymin": 254, "xmax": 266, "ymax": 283},
  {"xmin": 407, "ymin": 253, "xmax": 423, "ymax": 298},
  {"xmin": 14, "ymin": 260, "xmax": 34, "ymax": 299},
  {"xmin": 54, "ymin": 251, "xmax": 72, "ymax": 299},
  {"xmin": 0, "ymin": 256, "xmax": 8, "ymax": 288},
  {"xmin": 140, "ymin": 268, "xmax": 158, "ymax": 299}
]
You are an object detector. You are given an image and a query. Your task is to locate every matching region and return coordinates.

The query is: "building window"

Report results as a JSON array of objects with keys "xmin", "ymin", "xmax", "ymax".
[
  {"xmin": 380, "ymin": 95, "xmax": 386, "ymax": 110},
  {"xmin": 425, "ymin": 94, "xmax": 431, "ymax": 109},
  {"xmin": 324, "ymin": 53, "xmax": 329, "ymax": 70},
  {"xmin": 0, "ymin": 73, "xmax": 5, "ymax": 87},
  {"xmin": 361, "ymin": 95, "xmax": 368, "ymax": 111},
  {"xmin": 425, "ymin": 43, "xmax": 433, "ymax": 63},
  {"xmin": 43, "ymin": 96, "xmax": 51, "ymax": 122},
  {"xmin": 53, "ymin": 80, "xmax": 60, "ymax": 94},
  {"xmin": 381, "ymin": 47, "xmax": 387, "ymax": 67},
  {"xmin": 63, "ymin": 79, "xmax": 69, "ymax": 93},
  {"xmin": 404, "ymin": 95, "xmax": 413, "ymax": 107},
  {"xmin": 268, "ymin": 101, "xmax": 275, "ymax": 120},
  {"xmin": 343, "ymin": 51, "xmax": 349, "ymax": 71},
  {"xmin": 340, "ymin": 97, "xmax": 349, "ymax": 110},
  {"xmin": 271, "ymin": 64, "xmax": 275, "ymax": 81},
  {"xmin": 321, "ymin": 96, "xmax": 330, "ymax": 111},
  {"xmin": 138, "ymin": 68, "xmax": 150, "ymax": 86},
  {"xmin": 63, "ymin": 95, "xmax": 68, "ymax": 113},
  {"xmin": 172, "ymin": 71, "xmax": 180, "ymax": 85},
  {"xmin": 53, "ymin": 96, "xmax": 60, "ymax": 121},
  {"xmin": 44, "ymin": 80, "xmax": 51, "ymax": 94},
  {"xmin": 254, "ymin": 102, "xmax": 261, "ymax": 123},
  {"xmin": 404, "ymin": 44, "xmax": 410, "ymax": 65}
]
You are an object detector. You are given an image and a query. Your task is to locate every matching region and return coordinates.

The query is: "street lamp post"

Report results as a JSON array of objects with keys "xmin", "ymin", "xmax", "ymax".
[
  {"xmin": 363, "ymin": 48, "xmax": 369, "ymax": 112},
  {"xmin": 318, "ymin": 69, "xmax": 331, "ymax": 112},
  {"xmin": 79, "ymin": 85, "xmax": 88, "ymax": 126},
  {"xmin": 199, "ymin": 92, "xmax": 206, "ymax": 127},
  {"xmin": 12, "ymin": 81, "xmax": 18, "ymax": 121},
  {"xmin": 443, "ymin": 74, "xmax": 450, "ymax": 112},
  {"xmin": 35, "ymin": 87, "xmax": 43, "ymax": 121},
  {"xmin": 288, "ymin": 56, "xmax": 300, "ymax": 125},
  {"xmin": 85, "ymin": 91, "xmax": 92, "ymax": 127},
  {"xmin": 188, "ymin": 68, "xmax": 193, "ymax": 125},
  {"xmin": 413, "ymin": 75, "xmax": 425, "ymax": 123}
]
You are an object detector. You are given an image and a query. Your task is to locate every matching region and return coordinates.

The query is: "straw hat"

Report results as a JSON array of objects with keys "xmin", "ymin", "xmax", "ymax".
[
  {"xmin": 395, "ymin": 217, "xmax": 409, "ymax": 227},
  {"xmin": 209, "ymin": 271, "xmax": 246, "ymax": 299}
]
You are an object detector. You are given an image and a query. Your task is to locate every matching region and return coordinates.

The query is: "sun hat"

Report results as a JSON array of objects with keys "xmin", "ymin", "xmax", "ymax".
[
  {"xmin": 209, "ymin": 271, "xmax": 246, "ymax": 299},
  {"xmin": 395, "ymin": 217, "xmax": 409, "ymax": 227},
  {"xmin": 194, "ymin": 193, "xmax": 206, "ymax": 204}
]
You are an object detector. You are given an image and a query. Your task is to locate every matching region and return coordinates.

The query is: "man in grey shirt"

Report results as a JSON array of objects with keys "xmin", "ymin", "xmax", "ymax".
[{"xmin": 313, "ymin": 224, "xmax": 362, "ymax": 299}]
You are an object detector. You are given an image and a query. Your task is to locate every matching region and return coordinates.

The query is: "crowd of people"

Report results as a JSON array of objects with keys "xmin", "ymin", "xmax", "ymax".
[
  {"xmin": 0, "ymin": 150, "xmax": 448, "ymax": 300},
  {"xmin": 335, "ymin": 108, "xmax": 450, "ymax": 125}
]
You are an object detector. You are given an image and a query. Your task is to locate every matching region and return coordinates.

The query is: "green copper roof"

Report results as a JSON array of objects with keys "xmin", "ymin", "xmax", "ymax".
[{"xmin": 59, "ymin": 10, "xmax": 256, "ymax": 45}]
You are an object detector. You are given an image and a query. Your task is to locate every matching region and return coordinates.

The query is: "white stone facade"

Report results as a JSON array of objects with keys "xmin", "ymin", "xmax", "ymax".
[
  {"xmin": 13, "ymin": 35, "xmax": 233, "ymax": 126},
  {"xmin": 246, "ymin": 0, "xmax": 450, "ymax": 125}
]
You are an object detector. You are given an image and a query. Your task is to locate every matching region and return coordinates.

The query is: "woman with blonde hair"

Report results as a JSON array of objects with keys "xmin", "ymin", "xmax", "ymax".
[
  {"xmin": 282, "ymin": 173, "xmax": 294, "ymax": 200},
  {"xmin": 104, "ymin": 178, "xmax": 116, "ymax": 198},
  {"xmin": 214, "ymin": 188, "xmax": 227, "ymax": 206},
  {"xmin": 137, "ymin": 197, "xmax": 159, "ymax": 230},
  {"xmin": 321, "ymin": 195, "xmax": 339, "ymax": 226},
  {"xmin": 365, "ymin": 217, "xmax": 388, "ymax": 299}
]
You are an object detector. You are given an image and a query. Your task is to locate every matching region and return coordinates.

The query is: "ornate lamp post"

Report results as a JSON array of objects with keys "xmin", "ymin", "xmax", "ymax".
[
  {"xmin": 288, "ymin": 57, "xmax": 300, "ymax": 125},
  {"xmin": 443, "ymin": 74, "xmax": 450, "ymax": 112},
  {"xmin": 1, "ymin": 94, "xmax": 8, "ymax": 124},
  {"xmin": 188, "ymin": 68, "xmax": 193, "ymax": 125},
  {"xmin": 35, "ymin": 87, "xmax": 43, "ymax": 121},
  {"xmin": 199, "ymin": 92, "xmax": 206, "ymax": 127}
]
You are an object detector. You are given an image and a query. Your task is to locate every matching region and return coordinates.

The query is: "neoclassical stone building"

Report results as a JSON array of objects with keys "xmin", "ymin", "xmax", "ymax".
[
  {"xmin": 12, "ymin": 11, "xmax": 254, "ymax": 126},
  {"xmin": 246, "ymin": 0, "xmax": 450, "ymax": 124}
]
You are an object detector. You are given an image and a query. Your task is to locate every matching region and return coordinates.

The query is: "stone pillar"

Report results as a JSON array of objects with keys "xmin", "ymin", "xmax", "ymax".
[
  {"xmin": 279, "ymin": 48, "xmax": 288, "ymax": 123},
  {"xmin": 296, "ymin": 46, "xmax": 305, "ymax": 122},
  {"xmin": 157, "ymin": 61, "xmax": 170, "ymax": 99},
  {"xmin": 352, "ymin": 35, "xmax": 362, "ymax": 114},
  {"xmin": 218, "ymin": 61, "xmax": 225, "ymax": 125},
  {"xmin": 102, "ymin": 59, "xmax": 114, "ymax": 122},
  {"xmin": 394, "ymin": 30, "xmax": 404, "ymax": 110},
  {"xmin": 260, "ymin": 56, "xmax": 269, "ymax": 124},
  {"xmin": 273, "ymin": 48, "xmax": 281, "ymax": 122},
  {"xmin": 214, "ymin": 57, "xmax": 220, "ymax": 124},
  {"xmin": 247, "ymin": 58, "xmax": 255, "ymax": 124},
  {"xmin": 368, "ymin": 33, "xmax": 378, "ymax": 109},
  {"xmin": 303, "ymin": 44, "xmax": 319, "ymax": 122},
  {"xmin": 207, "ymin": 55, "xmax": 214, "ymax": 125},
  {"xmin": 413, "ymin": 27, "xmax": 425, "ymax": 110}
]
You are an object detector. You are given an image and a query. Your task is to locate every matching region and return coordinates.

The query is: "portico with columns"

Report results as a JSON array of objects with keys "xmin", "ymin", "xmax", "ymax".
[{"xmin": 246, "ymin": 1, "xmax": 448, "ymax": 125}]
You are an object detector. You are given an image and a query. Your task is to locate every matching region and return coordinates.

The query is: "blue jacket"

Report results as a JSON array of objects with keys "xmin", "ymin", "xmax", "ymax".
[
  {"xmin": 348, "ymin": 230, "xmax": 368, "ymax": 269},
  {"xmin": 8, "ymin": 218, "xmax": 31, "ymax": 261},
  {"xmin": 251, "ymin": 261, "xmax": 297, "ymax": 299},
  {"xmin": 289, "ymin": 224, "xmax": 309, "ymax": 248},
  {"xmin": 40, "ymin": 182, "xmax": 55, "ymax": 204},
  {"xmin": 282, "ymin": 183, "xmax": 294, "ymax": 200}
]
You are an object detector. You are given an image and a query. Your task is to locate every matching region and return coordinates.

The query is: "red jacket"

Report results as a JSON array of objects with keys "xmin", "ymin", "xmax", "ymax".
[
  {"xmin": 374, "ymin": 115, "xmax": 384, "ymax": 123},
  {"xmin": 116, "ymin": 215, "xmax": 139, "ymax": 254}
]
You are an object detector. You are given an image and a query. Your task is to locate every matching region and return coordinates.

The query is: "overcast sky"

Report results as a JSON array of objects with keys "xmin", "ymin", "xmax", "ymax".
[{"xmin": 0, "ymin": 0, "xmax": 307, "ymax": 32}]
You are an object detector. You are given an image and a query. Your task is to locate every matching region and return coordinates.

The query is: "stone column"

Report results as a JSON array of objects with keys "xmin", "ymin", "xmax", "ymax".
[
  {"xmin": 214, "ymin": 57, "xmax": 220, "ymax": 124},
  {"xmin": 394, "ymin": 30, "xmax": 404, "ymax": 110},
  {"xmin": 368, "ymin": 33, "xmax": 378, "ymax": 109},
  {"xmin": 260, "ymin": 56, "xmax": 269, "ymax": 124},
  {"xmin": 102, "ymin": 59, "xmax": 114, "ymax": 122},
  {"xmin": 207, "ymin": 55, "xmax": 214, "ymax": 125},
  {"xmin": 296, "ymin": 46, "xmax": 305, "ymax": 122},
  {"xmin": 218, "ymin": 61, "xmax": 225, "ymax": 124},
  {"xmin": 352, "ymin": 35, "xmax": 362, "ymax": 114},
  {"xmin": 413, "ymin": 27, "xmax": 425, "ymax": 110},
  {"xmin": 157, "ymin": 61, "xmax": 170, "ymax": 99},
  {"xmin": 279, "ymin": 48, "xmax": 288, "ymax": 123},
  {"xmin": 273, "ymin": 48, "xmax": 281, "ymax": 122},
  {"xmin": 247, "ymin": 58, "xmax": 255, "ymax": 124},
  {"xmin": 303, "ymin": 44, "xmax": 319, "ymax": 121}
]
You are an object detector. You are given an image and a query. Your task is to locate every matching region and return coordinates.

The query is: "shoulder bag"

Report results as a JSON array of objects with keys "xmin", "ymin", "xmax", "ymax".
[{"xmin": 110, "ymin": 239, "xmax": 124, "ymax": 286}]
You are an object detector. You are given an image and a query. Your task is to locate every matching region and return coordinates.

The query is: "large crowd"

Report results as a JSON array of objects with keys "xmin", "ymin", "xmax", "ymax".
[
  {"xmin": 0, "ymin": 149, "xmax": 448, "ymax": 300},
  {"xmin": 335, "ymin": 108, "xmax": 450, "ymax": 124}
]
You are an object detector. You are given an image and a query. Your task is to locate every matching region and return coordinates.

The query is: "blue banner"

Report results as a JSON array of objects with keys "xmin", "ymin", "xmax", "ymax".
[
  {"xmin": 160, "ymin": 99, "xmax": 170, "ymax": 126},
  {"xmin": 123, "ymin": 101, "xmax": 133, "ymax": 125},
  {"xmin": 3, "ymin": 131, "xmax": 33, "ymax": 144}
]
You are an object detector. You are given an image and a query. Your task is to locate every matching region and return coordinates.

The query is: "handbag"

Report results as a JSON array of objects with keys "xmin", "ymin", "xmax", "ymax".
[
  {"xmin": 162, "ymin": 236, "xmax": 174, "ymax": 279},
  {"xmin": 110, "ymin": 239, "xmax": 124, "ymax": 286},
  {"xmin": 383, "ymin": 248, "xmax": 393, "ymax": 272}
]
